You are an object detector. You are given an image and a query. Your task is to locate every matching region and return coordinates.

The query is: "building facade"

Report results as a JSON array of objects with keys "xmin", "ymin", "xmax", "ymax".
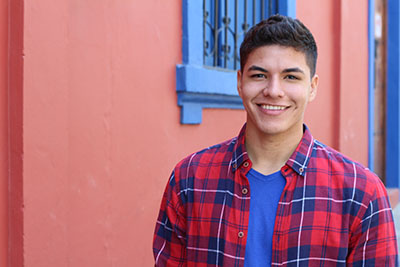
[{"xmin": 0, "ymin": 0, "xmax": 396, "ymax": 266}]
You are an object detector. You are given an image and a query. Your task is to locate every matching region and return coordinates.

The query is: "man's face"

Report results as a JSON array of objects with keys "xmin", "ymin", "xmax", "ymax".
[{"xmin": 237, "ymin": 45, "xmax": 318, "ymax": 138}]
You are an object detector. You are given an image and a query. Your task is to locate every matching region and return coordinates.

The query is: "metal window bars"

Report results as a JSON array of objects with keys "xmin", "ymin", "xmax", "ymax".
[{"xmin": 204, "ymin": 0, "xmax": 279, "ymax": 70}]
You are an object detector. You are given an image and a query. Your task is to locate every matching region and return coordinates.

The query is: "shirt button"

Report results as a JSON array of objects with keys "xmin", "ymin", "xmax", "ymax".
[
  {"xmin": 238, "ymin": 231, "xmax": 244, "ymax": 238},
  {"xmin": 299, "ymin": 167, "xmax": 304, "ymax": 173},
  {"xmin": 242, "ymin": 187, "xmax": 248, "ymax": 195},
  {"xmin": 233, "ymin": 163, "xmax": 237, "ymax": 169},
  {"xmin": 243, "ymin": 162, "xmax": 249, "ymax": 167}
]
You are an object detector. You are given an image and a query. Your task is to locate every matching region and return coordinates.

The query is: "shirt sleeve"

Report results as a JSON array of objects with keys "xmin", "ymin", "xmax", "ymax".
[
  {"xmin": 153, "ymin": 171, "xmax": 187, "ymax": 266},
  {"xmin": 346, "ymin": 175, "xmax": 398, "ymax": 266}
]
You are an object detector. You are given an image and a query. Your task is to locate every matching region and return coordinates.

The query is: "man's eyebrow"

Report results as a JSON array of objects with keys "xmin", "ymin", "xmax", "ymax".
[
  {"xmin": 247, "ymin": 66, "xmax": 306, "ymax": 75},
  {"xmin": 282, "ymin": 67, "xmax": 305, "ymax": 74},
  {"xmin": 247, "ymin": 65, "xmax": 268, "ymax": 73}
]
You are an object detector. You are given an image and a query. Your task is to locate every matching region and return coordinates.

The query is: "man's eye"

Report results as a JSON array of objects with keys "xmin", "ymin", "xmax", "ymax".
[
  {"xmin": 285, "ymin": 74, "xmax": 299, "ymax": 80},
  {"xmin": 251, "ymin": 73, "xmax": 265, "ymax": 78}
]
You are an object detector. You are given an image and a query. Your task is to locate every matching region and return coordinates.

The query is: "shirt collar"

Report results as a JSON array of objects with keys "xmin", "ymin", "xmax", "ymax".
[
  {"xmin": 285, "ymin": 125, "xmax": 314, "ymax": 176},
  {"xmin": 231, "ymin": 124, "xmax": 314, "ymax": 176},
  {"xmin": 230, "ymin": 124, "xmax": 249, "ymax": 172}
]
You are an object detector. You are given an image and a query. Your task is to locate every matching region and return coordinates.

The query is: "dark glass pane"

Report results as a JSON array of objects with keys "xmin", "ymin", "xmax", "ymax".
[{"xmin": 204, "ymin": 0, "xmax": 279, "ymax": 70}]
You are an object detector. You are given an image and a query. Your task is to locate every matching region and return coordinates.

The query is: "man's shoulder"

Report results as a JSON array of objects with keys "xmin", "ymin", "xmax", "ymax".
[
  {"xmin": 173, "ymin": 136, "xmax": 238, "ymax": 174},
  {"xmin": 311, "ymin": 139, "xmax": 382, "ymax": 187}
]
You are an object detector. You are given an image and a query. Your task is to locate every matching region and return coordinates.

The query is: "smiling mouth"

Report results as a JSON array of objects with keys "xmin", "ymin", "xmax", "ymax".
[{"xmin": 259, "ymin": 104, "xmax": 287, "ymax": 110}]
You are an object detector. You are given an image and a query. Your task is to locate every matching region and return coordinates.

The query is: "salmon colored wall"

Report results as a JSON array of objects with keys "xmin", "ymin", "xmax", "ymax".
[
  {"xmin": 338, "ymin": 0, "xmax": 369, "ymax": 165},
  {"xmin": 9, "ymin": 0, "xmax": 24, "ymax": 266},
  {"xmin": 21, "ymin": 1, "xmax": 245, "ymax": 266},
  {"xmin": 0, "ymin": 0, "xmax": 8, "ymax": 266},
  {"xmin": 5, "ymin": 0, "xmax": 369, "ymax": 266},
  {"xmin": 299, "ymin": 0, "xmax": 369, "ymax": 166},
  {"xmin": 298, "ymin": 0, "xmax": 340, "ymax": 149}
]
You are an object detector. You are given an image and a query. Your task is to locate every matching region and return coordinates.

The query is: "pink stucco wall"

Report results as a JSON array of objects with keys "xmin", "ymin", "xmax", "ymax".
[
  {"xmin": 3, "ymin": 0, "xmax": 369, "ymax": 266},
  {"xmin": 0, "ymin": 0, "xmax": 8, "ymax": 266},
  {"xmin": 9, "ymin": 0, "xmax": 24, "ymax": 266},
  {"xmin": 298, "ymin": 0, "xmax": 341, "ymax": 149},
  {"xmin": 21, "ymin": 1, "xmax": 245, "ymax": 266},
  {"xmin": 299, "ymin": 0, "xmax": 369, "ymax": 166},
  {"xmin": 337, "ymin": 0, "xmax": 369, "ymax": 165}
]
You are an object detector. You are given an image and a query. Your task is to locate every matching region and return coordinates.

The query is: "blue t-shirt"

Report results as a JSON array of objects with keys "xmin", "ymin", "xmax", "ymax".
[{"xmin": 244, "ymin": 169, "xmax": 286, "ymax": 267}]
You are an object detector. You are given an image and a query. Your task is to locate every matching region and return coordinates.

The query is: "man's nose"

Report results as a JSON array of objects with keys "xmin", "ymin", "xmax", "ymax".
[{"xmin": 262, "ymin": 77, "xmax": 285, "ymax": 98}]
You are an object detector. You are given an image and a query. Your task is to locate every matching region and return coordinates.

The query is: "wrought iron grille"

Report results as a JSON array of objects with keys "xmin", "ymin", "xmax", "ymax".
[{"xmin": 204, "ymin": 0, "xmax": 279, "ymax": 70}]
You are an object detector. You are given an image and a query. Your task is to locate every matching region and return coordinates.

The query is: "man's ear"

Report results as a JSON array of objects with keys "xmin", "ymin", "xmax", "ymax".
[
  {"xmin": 309, "ymin": 74, "xmax": 318, "ymax": 102},
  {"xmin": 237, "ymin": 70, "xmax": 242, "ymax": 97}
]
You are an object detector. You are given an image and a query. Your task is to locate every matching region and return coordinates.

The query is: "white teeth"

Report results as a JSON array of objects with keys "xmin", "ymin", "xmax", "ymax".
[{"xmin": 261, "ymin": 104, "xmax": 286, "ymax": 110}]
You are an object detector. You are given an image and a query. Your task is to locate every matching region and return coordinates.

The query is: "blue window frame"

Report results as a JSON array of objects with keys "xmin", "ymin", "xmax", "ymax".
[
  {"xmin": 369, "ymin": 0, "xmax": 400, "ymax": 187},
  {"xmin": 385, "ymin": 0, "xmax": 400, "ymax": 187},
  {"xmin": 177, "ymin": 0, "xmax": 296, "ymax": 124}
]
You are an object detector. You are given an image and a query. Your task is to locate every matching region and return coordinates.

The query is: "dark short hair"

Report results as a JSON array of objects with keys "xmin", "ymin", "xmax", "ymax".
[{"xmin": 240, "ymin": 14, "xmax": 318, "ymax": 76}]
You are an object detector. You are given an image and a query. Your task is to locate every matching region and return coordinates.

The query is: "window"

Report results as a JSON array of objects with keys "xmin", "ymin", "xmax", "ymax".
[{"xmin": 177, "ymin": 0, "xmax": 296, "ymax": 124}]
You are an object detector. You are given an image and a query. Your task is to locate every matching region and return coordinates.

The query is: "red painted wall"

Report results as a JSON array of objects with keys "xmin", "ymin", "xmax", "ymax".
[
  {"xmin": 21, "ymin": 1, "xmax": 245, "ymax": 266},
  {"xmin": 3, "ymin": 0, "xmax": 369, "ymax": 266},
  {"xmin": 299, "ymin": 0, "xmax": 369, "ymax": 166},
  {"xmin": 337, "ymin": 0, "xmax": 369, "ymax": 165},
  {"xmin": 0, "ymin": 0, "xmax": 8, "ymax": 266},
  {"xmin": 9, "ymin": 0, "xmax": 24, "ymax": 266},
  {"xmin": 298, "ymin": 0, "xmax": 341, "ymax": 149}
]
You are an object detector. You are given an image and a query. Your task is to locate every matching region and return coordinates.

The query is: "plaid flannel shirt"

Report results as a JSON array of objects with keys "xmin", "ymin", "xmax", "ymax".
[{"xmin": 153, "ymin": 125, "xmax": 398, "ymax": 266}]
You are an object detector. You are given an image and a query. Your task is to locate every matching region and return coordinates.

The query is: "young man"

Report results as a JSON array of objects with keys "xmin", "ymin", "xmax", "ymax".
[{"xmin": 153, "ymin": 15, "xmax": 398, "ymax": 266}]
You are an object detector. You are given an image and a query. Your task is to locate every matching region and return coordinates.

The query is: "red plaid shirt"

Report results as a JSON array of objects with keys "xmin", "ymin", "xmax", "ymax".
[{"xmin": 153, "ymin": 125, "xmax": 398, "ymax": 266}]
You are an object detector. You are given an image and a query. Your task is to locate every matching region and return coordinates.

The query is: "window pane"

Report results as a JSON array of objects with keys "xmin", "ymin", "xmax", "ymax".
[{"xmin": 203, "ymin": 0, "xmax": 279, "ymax": 70}]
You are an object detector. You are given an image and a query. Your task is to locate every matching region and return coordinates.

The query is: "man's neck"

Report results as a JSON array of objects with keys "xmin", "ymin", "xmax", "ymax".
[{"xmin": 244, "ymin": 124, "xmax": 304, "ymax": 175}]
